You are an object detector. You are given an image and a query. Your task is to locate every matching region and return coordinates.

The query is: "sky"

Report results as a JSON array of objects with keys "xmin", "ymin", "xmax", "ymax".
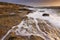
[{"xmin": 0, "ymin": 0, "xmax": 60, "ymax": 7}]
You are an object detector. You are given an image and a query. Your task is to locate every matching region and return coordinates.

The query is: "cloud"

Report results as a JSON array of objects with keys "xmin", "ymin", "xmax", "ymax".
[
  {"xmin": 0, "ymin": 0, "xmax": 59, "ymax": 3},
  {"xmin": 0, "ymin": 0, "xmax": 60, "ymax": 6}
]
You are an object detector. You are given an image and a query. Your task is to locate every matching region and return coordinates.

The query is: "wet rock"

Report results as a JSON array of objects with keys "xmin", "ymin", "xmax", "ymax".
[
  {"xmin": 42, "ymin": 13, "xmax": 49, "ymax": 16},
  {"xmin": 30, "ymin": 35, "xmax": 44, "ymax": 40},
  {"xmin": 0, "ymin": 2, "xmax": 31, "ymax": 40}
]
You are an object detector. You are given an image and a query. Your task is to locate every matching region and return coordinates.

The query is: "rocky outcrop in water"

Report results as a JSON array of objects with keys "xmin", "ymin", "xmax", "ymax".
[{"xmin": 0, "ymin": 2, "xmax": 60, "ymax": 40}]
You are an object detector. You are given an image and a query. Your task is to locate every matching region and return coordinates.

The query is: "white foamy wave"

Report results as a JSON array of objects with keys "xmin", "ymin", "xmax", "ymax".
[{"xmin": 1, "ymin": 9, "xmax": 60, "ymax": 40}]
